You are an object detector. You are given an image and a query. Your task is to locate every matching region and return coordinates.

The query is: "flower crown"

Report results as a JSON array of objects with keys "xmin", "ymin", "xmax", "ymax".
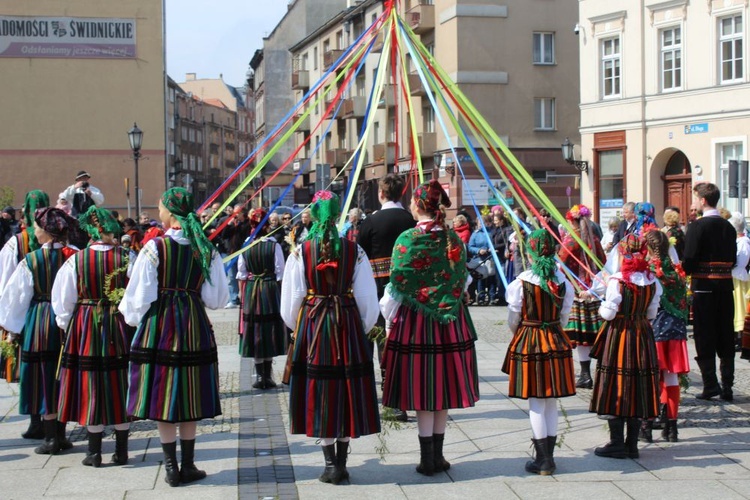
[
  {"xmin": 312, "ymin": 190, "xmax": 334, "ymax": 202},
  {"xmin": 566, "ymin": 204, "xmax": 591, "ymax": 221}
]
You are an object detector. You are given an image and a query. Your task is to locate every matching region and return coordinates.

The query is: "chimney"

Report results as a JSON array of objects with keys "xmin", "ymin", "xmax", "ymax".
[{"xmin": 185, "ymin": 73, "xmax": 196, "ymax": 81}]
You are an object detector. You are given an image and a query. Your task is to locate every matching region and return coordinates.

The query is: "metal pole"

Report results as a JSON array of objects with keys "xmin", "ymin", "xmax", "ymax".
[{"xmin": 134, "ymin": 152, "xmax": 141, "ymax": 220}]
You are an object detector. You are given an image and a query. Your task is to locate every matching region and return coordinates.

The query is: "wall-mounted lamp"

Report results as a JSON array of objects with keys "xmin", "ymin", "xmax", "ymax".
[{"xmin": 561, "ymin": 137, "xmax": 589, "ymax": 173}]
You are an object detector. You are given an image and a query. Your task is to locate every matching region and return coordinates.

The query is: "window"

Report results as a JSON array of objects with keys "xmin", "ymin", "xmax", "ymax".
[
  {"xmin": 313, "ymin": 47, "xmax": 318, "ymax": 70},
  {"xmin": 601, "ymin": 37, "xmax": 621, "ymax": 98},
  {"xmin": 719, "ymin": 142, "xmax": 745, "ymax": 212},
  {"xmin": 534, "ymin": 97, "xmax": 555, "ymax": 130},
  {"xmin": 301, "ymin": 53, "xmax": 308, "ymax": 71},
  {"xmin": 533, "ymin": 32, "xmax": 555, "ymax": 64},
  {"xmin": 181, "ymin": 127, "xmax": 188, "ymax": 140},
  {"xmin": 719, "ymin": 14, "xmax": 743, "ymax": 83},
  {"xmin": 374, "ymin": 122, "xmax": 380, "ymax": 145},
  {"xmin": 388, "ymin": 116, "xmax": 396, "ymax": 142},
  {"xmin": 660, "ymin": 27, "xmax": 682, "ymax": 91},
  {"xmin": 599, "ymin": 149, "xmax": 624, "ymax": 202},
  {"xmin": 423, "ymin": 106, "xmax": 435, "ymax": 133},
  {"xmin": 336, "ymin": 31, "xmax": 344, "ymax": 50}
]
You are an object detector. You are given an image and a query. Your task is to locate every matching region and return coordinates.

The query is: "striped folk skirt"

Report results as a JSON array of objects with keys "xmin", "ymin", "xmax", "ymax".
[
  {"xmin": 19, "ymin": 300, "xmax": 62, "ymax": 416},
  {"xmin": 239, "ymin": 277, "xmax": 287, "ymax": 359},
  {"xmin": 564, "ymin": 298, "xmax": 603, "ymax": 346},
  {"xmin": 382, "ymin": 304, "xmax": 480, "ymax": 411},
  {"xmin": 590, "ymin": 317, "xmax": 659, "ymax": 418},
  {"xmin": 127, "ymin": 295, "xmax": 222, "ymax": 423},
  {"xmin": 57, "ymin": 303, "xmax": 132, "ymax": 425},
  {"xmin": 502, "ymin": 321, "xmax": 576, "ymax": 399}
]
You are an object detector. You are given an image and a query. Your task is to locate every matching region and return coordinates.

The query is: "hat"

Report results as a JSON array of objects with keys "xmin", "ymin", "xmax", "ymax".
[
  {"xmin": 121, "ymin": 234, "xmax": 132, "ymax": 243},
  {"xmin": 2, "ymin": 206, "xmax": 14, "ymax": 216},
  {"xmin": 75, "ymin": 170, "xmax": 91, "ymax": 180}
]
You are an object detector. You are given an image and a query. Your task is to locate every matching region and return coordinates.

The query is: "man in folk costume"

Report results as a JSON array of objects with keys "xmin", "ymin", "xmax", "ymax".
[
  {"xmin": 682, "ymin": 182, "xmax": 737, "ymax": 401},
  {"xmin": 281, "ymin": 190, "xmax": 380, "ymax": 485},
  {"xmin": 52, "ymin": 206, "xmax": 134, "ymax": 467},
  {"xmin": 0, "ymin": 190, "xmax": 51, "ymax": 440},
  {"xmin": 357, "ymin": 174, "xmax": 415, "ymax": 421},
  {"xmin": 0, "ymin": 208, "xmax": 77, "ymax": 454}
]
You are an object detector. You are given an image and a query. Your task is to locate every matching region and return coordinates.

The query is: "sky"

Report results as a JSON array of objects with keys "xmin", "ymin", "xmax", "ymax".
[{"xmin": 165, "ymin": 1, "xmax": 291, "ymax": 88}]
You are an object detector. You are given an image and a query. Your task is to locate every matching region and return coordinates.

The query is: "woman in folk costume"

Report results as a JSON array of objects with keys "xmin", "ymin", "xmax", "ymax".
[
  {"xmin": 558, "ymin": 204, "xmax": 606, "ymax": 389},
  {"xmin": 0, "ymin": 207, "xmax": 76, "ymax": 454},
  {"xmin": 280, "ymin": 190, "xmax": 380, "ymax": 485},
  {"xmin": 0, "ymin": 190, "xmax": 50, "ymax": 440},
  {"xmin": 238, "ymin": 208, "xmax": 286, "ymax": 389},
  {"xmin": 52, "ymin": 206, "xmax": 133, "ymax": 467},
  {"xmin": 380, "ymin": 180, "xmax": 480, "ymax": 476},
  {"xmin": 119, "ymin": 188, "xmax": 228, "ymax": 487},
  {"xmin": 502, "ymin": 229, "xmax": 575, "ymax": 476},
  {"xmin": 590, "ymin": 233, "xmax": 662, "ymax": 459},
  {"xmin": 638, "ymin": 229, "xmax": 690, "ymax": 443},
  {"xmin": 728, "ymin": 212, "xmax": 750, "ymax": 355}
]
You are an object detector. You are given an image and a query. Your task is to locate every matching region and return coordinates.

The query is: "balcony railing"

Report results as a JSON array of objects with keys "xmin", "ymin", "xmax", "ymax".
[
  {"xmin": 293, "ymin": 113, "xmax": 311, "ymax": 132},
  {"xmin": 378, "ymin": 84, "xmax": 396, "ymax": 108},
  {"xmin": 373, "ymin": 142, "xmax": 397, "ymax": 164},
  {"xmin": 408, "ymin": 73, "xmax": 427, "ymax": 96},
  {"xmin": 406, "ymin": 2, "xmax": 435, "ymax": 34},
  {"xmin": 341, "ymin": 96, "xmax": 366, "ymax": 118},
  {"xmin": 412, "ymin": 132, "xmax": 436, "ymax": 157},
  {"xmin": 323, "ymin": 49, "xmax": 345, "ymax": 70},
  {"xmin": 370, "ymin": 31, "xmax": 384, "ymax": 53},
  {"xmin": 325, "ymin": 148, "xmax": 349, "ymax": 168},
  {"xmin": 292, "ymin": 70, "xmax": 310, "ymax": 90}
]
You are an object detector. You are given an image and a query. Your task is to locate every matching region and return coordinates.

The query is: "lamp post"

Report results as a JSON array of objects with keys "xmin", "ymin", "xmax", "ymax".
[
  {"xmin": 127, "ymin": 123, "xmax": 143, "ymax": 219},
  {"xmin": 561, "ymin": 137, "xmax": 589, "ymax": 172},
  {"xmin": 433, "ymin": 151, "xmax": 442, "ymax": 180}
]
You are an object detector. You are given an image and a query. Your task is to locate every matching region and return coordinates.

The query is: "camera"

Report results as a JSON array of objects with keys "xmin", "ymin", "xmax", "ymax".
[
  {"xmin": 573, "ymin": 23, "xmax": 581, "ymax": 35},
  {"xmin": 81, "ymin": 181, "xmax": 89, "ymax": 189}
]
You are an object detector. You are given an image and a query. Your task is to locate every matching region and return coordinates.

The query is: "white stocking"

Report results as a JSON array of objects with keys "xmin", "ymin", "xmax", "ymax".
[
  {"xmin": 544, "ymin": 399, "xmax": 559, "ymax": 437},
  {"xmin": 528, "ymin": 398, "xmax": 547, "ymax": 439},
  {"xmin": 577, "ymin": 345, "xmax": 592, "ymax": 362},
  {"xmin": 416, "ymin": 411, "xmax": 434, "ymax": 437},
  {"xmin": 114, "ymin": 423, "xmax": 130, "ymax": 431},
  {"xmin": 87, "ymin": 424, "xmax": 104, "ymax": 433},
  {"xmin": 662, "ymin": 370, "xmax": 679, "ymax": 387},
  {"xmin": 433, "ymin": 410, "xmax": 449, "ymax": 434},
  {"xmin": 320, "ymin": 437, "xmax": 336, "ymax": 446}
]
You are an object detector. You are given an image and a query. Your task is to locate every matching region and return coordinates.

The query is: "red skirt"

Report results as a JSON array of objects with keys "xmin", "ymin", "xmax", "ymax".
[{"xmin": 655, "ymin": 340, "xmax": 690, "ymax": 375}]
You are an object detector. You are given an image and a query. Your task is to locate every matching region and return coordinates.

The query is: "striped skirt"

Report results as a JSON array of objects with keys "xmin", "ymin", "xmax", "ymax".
[
  {"xmin": 590, "ymin": 317, "xmax": 659, "ymax": 418},
  {"xmin": 564, "ymin": 298, "xmax": 602, "ymax": 346},
  {"xmin": 127, "ymin": 294, "xmax": 222, "ymax": 423},
  {"xmin": 288, "ymin": 295, "xmax": 380, "ymax": 438},
  {"xmin": 57, "ymin": 304, "xmax": 132, "ymax": 425},
  {"xmin": 382, "ymin": 304, "xmax": 479, "ymax": 411},
  {"xmin": 502, "ymin": 322, "xmax": 576, "ymax": 399},
  {"xmin": 19, "ymin": 301, "xmax": 62, "ymax": 416},
  {"xmin": 239, "ymin": 277, "xmax": 287, "ymax": 358},
  {"xmin": 733, "ymin": 278, "xmax": 750, "ymax": 333}
]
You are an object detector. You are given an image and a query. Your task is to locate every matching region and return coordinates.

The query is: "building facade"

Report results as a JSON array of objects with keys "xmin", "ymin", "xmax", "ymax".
[
  {"xmin": 0, "ymin": 0, "xmax": 166, "ymax": 215},
  {"xmin": 579, "ymin": 0, "xmax": 750, "ymax": 224}
]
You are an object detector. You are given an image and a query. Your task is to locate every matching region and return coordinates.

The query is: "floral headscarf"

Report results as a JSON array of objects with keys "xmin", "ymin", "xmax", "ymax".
[
  {"xmin": 635, "ymin": 202, "xmax": 656, "ymax": 233},
  {"xmin": 306, "ymin": 190, "xmax": 342, "ymax": 268},
  {"xmin": 78, "ymin": 206, "xmax": 122, "ymax": 241},
  {"xmin": 23, "ymin": 190, "xmax": 50, "ymax": 251},
  {"xmin": 161, "ymin": 187, "xmax": 214, "ymax": 283},
  {"xmin": 527, "ymin": 228, "xmax": 560, "ymax": 296},
  {"xmin": 414, "ymin": 180, "xmax": 451, "ymax": 231},
  {"xmin": 34, "ymin": 207, "xmax": 71, "ymax": 241}
]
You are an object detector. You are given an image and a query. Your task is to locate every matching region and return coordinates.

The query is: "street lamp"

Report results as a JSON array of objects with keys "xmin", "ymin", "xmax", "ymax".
[
  {"xmin": 561, "ymin": 137, "xmax": 589, "ymax": 173},
  {"xmin": 127, "ymin": 123, "xmax": 143, "ymax": 218},
  {"xmin": 433, "ymin": 151, "xmax": 442, "ymax": 179}
]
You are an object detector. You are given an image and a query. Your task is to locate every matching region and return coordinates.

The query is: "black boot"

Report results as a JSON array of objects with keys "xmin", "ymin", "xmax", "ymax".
[
  {"xmin": 34, "ymin": 419, "xmax": 60, "ymax": 455},
  {"xmin": 22, "ymin": 414, "xmax": 43, "ymax": 439},
  {"xmin": 662, "ymin": 419, "xmax": 679, "ymax": 442},
  {"xmin": 546, "ymin": 435, "xmax": 557, "ymax": 473},
  {"xmin": 625, "ymin": 418, "xmax": 640, "ymax": 459},
  {"xmin": 695, "ymin": 358, "xmax": 722, "ymax": 400},
  {"xmin": 638, "ymin": 420, "xmax": 653, "ymax": 443},
  {"xmin": 161, "ymin": 441, "xmax": 180, "ymax": 487},
  {"xmin": 111, "ymin": 429, "xmax": 129, "ymax": 465},
  {"xmin": 263, "ymin": 360, "xmax": 277, "ymax": 389},
  {"xmin": 525, "ymin": 438, "xmax": 554, "ymax": 475},
  {"xmin": 433, "ymin": 433, "xmax": 451, "ymax": 472},
  {"xmin": 57, "ymin": 421, "xmax": 73, "ymax": 451},
  {"xmin": 720, "ymin": 356, "xmax": 735, "ymax": 401},
  {"xmin": 652, "ymin": 404, "xmax": 667, "ymax": 430},
  {"xmin": 335, "ymin": 440, "xmax": 350, "ymax": 482},
  {"xmin": 595, "ymin": 418, "xmax": 626, "ymax": 459},
  {"xmin": 575, "ymin": 361, "xmax": 593, "ymax": 389},
  {"xmin": 179, "ymin": 439, "xmax": 207, "ymax": 484},
  {"xmin": 416, "ymin": 435, "xmax": 435, "ymax": 476},
  {"xmin": 319, "ymin": 443, "xmax": 338, "ymax": 484},
  {"xmin": 81, "ymin": 431, "xmax": 103, "ymax": 467},
  {"xmin": 252, "ymin": 363, "xmax": 265, "ymax": 389}
]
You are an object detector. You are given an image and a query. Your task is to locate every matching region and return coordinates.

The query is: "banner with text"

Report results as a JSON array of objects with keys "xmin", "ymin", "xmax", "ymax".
[{"xmin": 0, "ymin": 16, "xmax": 136, "ymax": 59}]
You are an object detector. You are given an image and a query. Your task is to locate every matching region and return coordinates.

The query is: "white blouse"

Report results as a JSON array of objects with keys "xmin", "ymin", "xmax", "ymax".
[
  {"xmin": 118, "ymin": 229, "xmax": 229, "ymax": 327},
  {"xmin": 0, "ymin": 242, "xmax": 65, "ymax": 334},
  {"xmin": 505, "ymin": 269, "xmax": 575, "ymax": 334},
  {"xmin": 733, "ymin": 236, "xmax": 750, "ymax": 281},
  {"xmin": 236, "ymin": 237, "xmax": 285, "ymax": 281},
  {"xmin": 598, "ymin": 271, "xmax": 663, "ymax": 322},
  {"xmin": 279, "ymin": 243, "xmax": 379, "ymax": 334},
  {"xmin": 0, "ymin": 235, "xmax": 21, "ymax": 295}
]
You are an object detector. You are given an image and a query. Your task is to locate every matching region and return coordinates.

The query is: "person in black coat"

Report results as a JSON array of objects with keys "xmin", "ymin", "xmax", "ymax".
[
  {"xmin": 612, "ymin": 201, "xmax": 637, "ymax": 246},
  {"xmin": 682, "ymin": 183, "xmax": 737, "ymax": 401}
]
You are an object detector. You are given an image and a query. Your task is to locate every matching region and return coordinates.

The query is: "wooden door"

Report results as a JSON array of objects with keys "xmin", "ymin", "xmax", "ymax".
[{"xmin": 662, "ymin": 151, "xmax": 692, "ymax": 225}]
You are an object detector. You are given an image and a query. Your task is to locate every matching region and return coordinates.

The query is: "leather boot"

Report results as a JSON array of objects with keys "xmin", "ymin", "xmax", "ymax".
[
  {"xmin": 625, "ymin": 418, "xmax": 640, "ymax": 459},
  {"xmin": 252, "ymin": 363, "xmax": 265, "ymax": 389},
  {"xmin": 111, "ymin": 429, "xmax": 129, "ymax": 465},
  {"xmin": 179, "ymin": 439, "xmax": 207, "ymax": 484},
  {"xmin": 652, "ymin": 404, "xmax": 667, "ymax": 430},
  {"xmin": 162, "ymin": 441, "xmax": 180, "ymax": 487},
  {"xmin": 22, "ymin": 414, "xmax": 43, "ymax": 439},
  {"xmin": 525, "ymin": 438, "xmax": 554, "ymax": 475},
  {"xmin": 57, "ymin": 421, "xmax": 73, "ymax": 451},
  {"xmin": 34, "ymin": 419, "xmax": 60, "ymax": 455},
  {"xmin": 695, "ymin": 358, "xmax": 722, "ymax": 400},
  {"xmin": 416, "ymin": 435, "xmax": 435, "ymax": 476},
  {"xmin": 335, "ymin": 440, "xmax": 350, "ymax": 482},
  {"xmin": 662, "ymin": 419, "xmax": 679, "ymax": 442},
  {"xmin": 638, "ymin": 420, "xmax": 653, "ymax": 443},
  {"xmin": 319, "ymin": 443, "xmax": 338, "ymax": 484},
  {"xmin": 263, "ymin": 360, "xmax": 277, "ymax": 389},
  {"xmin": 575, "ymin": 361, "xmax": 593, "ymax": 389},
  {"xmin": 81, "ymin": 431, "xmax": 103, "ymax": 467},
  {"xmin": 720, "ymin": 356, "xmax": 735, "ymax": 401},
  {"xmin": 433, "ymin": 433, "xmax": 451, "ymax": 472},
  {"xmin": 546, "ymin": 435, "xmax": 557, "ymax": 473},
  {"xmin": 595, "ymin": 418, "xmax": 626, "ymax": 459}
]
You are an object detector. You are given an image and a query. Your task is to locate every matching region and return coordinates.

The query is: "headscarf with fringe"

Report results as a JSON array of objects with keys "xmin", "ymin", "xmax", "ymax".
[
  {"xmin": 306, "ymin": 190, "xmax": 342, "ymax": 269},
  {"xmin": 23, "ymin": 190, "xmax": 50, "ymax": 251},
  {"xmin": 161, "ymin": 187, "xmax": 214, "ymax": 283},
  {"xmin": 527, "ymin": 228, "xmax": 560, "ymax": 296},
  {"xmin": 413, "ymin": 179, "xmax": 451, "ymax": 232},
  {"xmin": 78, "ymin": 206, "xmax": 122, "ymax": 241}
]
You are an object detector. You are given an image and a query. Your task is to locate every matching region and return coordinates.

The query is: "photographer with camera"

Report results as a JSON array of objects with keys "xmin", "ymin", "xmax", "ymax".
[{"xmin": 61, "ymin": 170, "xmax": 105, "ymax": 216}]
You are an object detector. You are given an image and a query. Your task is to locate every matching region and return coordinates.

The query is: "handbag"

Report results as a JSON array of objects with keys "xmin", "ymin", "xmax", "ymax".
[
  {"xmin": 467, "ymin": 255, "xmax": 495, "ymax": 279},
  {"xmin": 281, "ymin": 340, "xmax": 294, "ymax": 385}
]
